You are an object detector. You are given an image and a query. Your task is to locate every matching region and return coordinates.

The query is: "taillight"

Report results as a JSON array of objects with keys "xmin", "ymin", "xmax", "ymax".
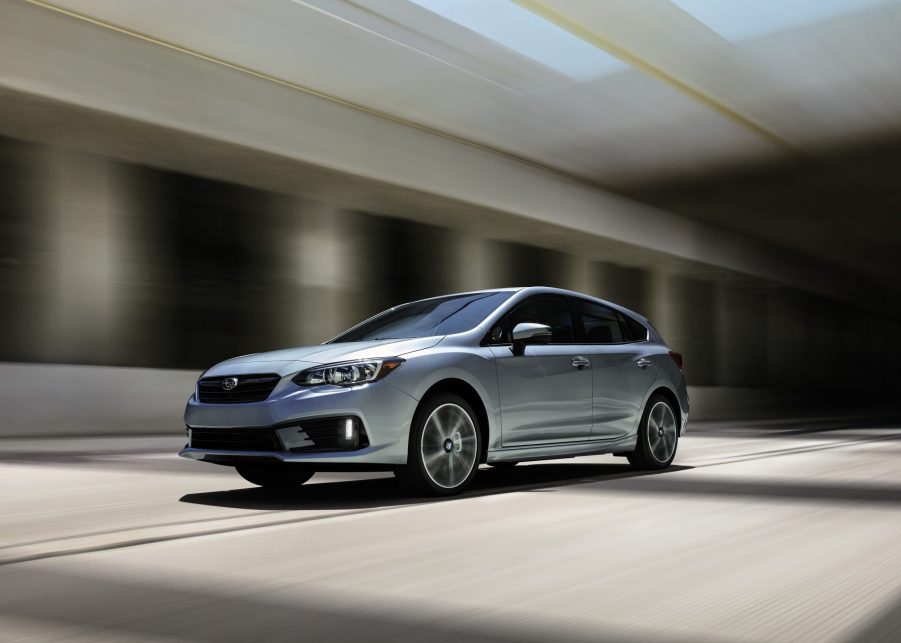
[{"xmin": 668, "ymin": 351, "xmax": 683, "ymax": 370}]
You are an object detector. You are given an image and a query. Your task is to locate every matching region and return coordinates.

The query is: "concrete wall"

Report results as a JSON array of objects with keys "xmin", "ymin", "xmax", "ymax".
[
  {"xmin": 3, "ymin": 135, "xmax": 901, "ymax": 407},
  {"xmin": 0, "ymin": 363, "xmax": 198, "ymax": 438}
]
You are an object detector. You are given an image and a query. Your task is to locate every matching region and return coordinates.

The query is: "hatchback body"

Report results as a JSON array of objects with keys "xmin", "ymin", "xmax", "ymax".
[{"xmin": 181, "ymin": 287, "xmax": 688, "ymax": 495}]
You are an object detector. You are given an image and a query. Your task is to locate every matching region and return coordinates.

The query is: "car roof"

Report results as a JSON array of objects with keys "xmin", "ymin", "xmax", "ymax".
[
  {"xmin": 511, "ymin": 286, "xmax": 648, "ymax": 321},
  {"xmin": 403, "ymin": 286, "xmax": 649, "ymax": 323}
]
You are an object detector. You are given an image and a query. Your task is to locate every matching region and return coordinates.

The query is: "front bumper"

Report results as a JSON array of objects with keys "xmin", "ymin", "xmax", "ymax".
[
  {"xmin": 179, "ymin": 445, "xmax": 400, "ymax": 468},
  {"xmin": 181, "ymin": 378, "xmax": 418, "ymax": 466}
]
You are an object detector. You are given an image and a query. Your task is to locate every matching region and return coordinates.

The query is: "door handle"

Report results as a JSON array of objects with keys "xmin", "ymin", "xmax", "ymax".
[
  {"xmin": 636, "ymin": 357, "xmax": 651, "ymax": 369},
  {"xmin": 571, "ymin": 357, "xmax": 590, "ymax": 369}
]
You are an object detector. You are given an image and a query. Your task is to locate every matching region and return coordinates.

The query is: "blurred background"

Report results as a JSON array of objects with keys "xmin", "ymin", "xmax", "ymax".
[
  {"xmin": 4, "ymin": 2, "xmax": 901, "ymax": 642},
  {"xmin": 3, "ymin": 0, "xmax": 901, "ymax": 437}
]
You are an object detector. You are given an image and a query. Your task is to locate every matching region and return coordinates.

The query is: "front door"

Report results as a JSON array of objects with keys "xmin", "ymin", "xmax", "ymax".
[{"xmin": 487, "ymin": 295, "xmax": 593, "ymax": 446}]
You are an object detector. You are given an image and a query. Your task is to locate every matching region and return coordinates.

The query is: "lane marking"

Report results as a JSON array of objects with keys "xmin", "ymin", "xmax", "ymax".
[
  {"xmin": 0, "ymin": 505, "xmax": 404, "ymax": 566},
  {"xmin": 686, "ymin": 432, "xmax": 901, "ymax": 467},
  {"xmin": 0, "ymin": 509, "xmax": 287, "ymax": 551}
]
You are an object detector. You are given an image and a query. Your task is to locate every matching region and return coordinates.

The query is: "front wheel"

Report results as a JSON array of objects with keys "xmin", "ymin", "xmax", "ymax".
[
  {"xmin": 396, "ymin": 393, "xmax": 482, "ymax": 496},
  {"xmin": 236, "ymin": 464, "xmax": 314, "ymax": 488},
  {"xmin": 627, "ymin": 395, "xmax": 679, "ymax": 470}
]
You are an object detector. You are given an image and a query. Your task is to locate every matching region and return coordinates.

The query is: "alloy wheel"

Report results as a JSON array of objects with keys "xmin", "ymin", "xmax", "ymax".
[
  {"xmin": 420, "ymin": 403, "xmax": 478, "ymax": 489},
  {"xmin": 647, "ymin": 401, "xmax": 677, "ymax": 463}
]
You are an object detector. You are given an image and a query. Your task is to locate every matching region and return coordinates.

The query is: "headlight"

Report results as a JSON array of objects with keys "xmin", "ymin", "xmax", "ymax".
[{"xmin": 292, "ymin": 358, "xmax": 404, "ymax": 387}]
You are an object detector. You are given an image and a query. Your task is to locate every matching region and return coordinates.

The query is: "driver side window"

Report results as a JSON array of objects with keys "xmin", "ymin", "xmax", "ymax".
[{"xmin": 488, "ymin": 295, "xmax": 575, "ymax": 344}]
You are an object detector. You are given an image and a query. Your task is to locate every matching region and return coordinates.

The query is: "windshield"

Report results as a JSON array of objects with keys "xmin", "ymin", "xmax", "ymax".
[{"xmin": 330, "ymin": 291, "xmax": 514, "ymax": 343}]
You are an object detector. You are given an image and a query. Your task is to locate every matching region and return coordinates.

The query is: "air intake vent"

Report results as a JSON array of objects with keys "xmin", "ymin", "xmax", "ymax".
[
  {"xmin": 288, "ymin": 417, "xmax": 368, "ymax": 452},
  {"xmin": 197, "ymin": 374, "xmax": 281, "ymax": 403},
  {"xmin": 190, "ymin": 428, "xmax": 282, "ymax": 451}
]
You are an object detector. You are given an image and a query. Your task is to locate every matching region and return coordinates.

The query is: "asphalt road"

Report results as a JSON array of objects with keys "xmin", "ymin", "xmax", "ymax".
[{"xmin": 2, "ymin": 417, "xmax": 900, "ymax": 642}]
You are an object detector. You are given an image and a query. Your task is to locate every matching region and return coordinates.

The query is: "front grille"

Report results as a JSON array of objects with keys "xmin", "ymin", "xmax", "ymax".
[
  {"xmin": 197, "ymin": 374, "xmax": 280, "ymax": 403},
  {"xmin": 190, "ymin": 427, "xmax": 282, "ymax": 451}
]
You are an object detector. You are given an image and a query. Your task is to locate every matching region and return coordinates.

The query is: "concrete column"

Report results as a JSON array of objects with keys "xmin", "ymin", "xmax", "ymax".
[
  {"xmin": 595, "ymin": 262, "xmax": 652, "ymax": 317},
  {"xmin": 648, "ymin": 271, "xmax": 716, "ymax": 385},
  {"xmin": 862, "ymin": 315, "xmax": 889, "ymax": 387},
  {"xmin": 563, "ymin": 254, "xmax": 594, "ymax": 295},
  {"xmin": 0, "ymin": 137, "xmax": 47, "ymax": 363},
  {"xmin": 765, "ymin": 289, "xmax": 807, "ymax": 388},
  {"xmin": 449, "ymin": 234, "xmax": 497, "ymax": 292},
  {"xmin": 713, "ymin": 282, "xmax": 767, "ymax": 387},
  {"xmin": 891, "ymin": 320, "xmax": 901, "ymax": 387},
  {"xmin": 243, "ymin": 198, "xmax": 380, "ymax": 349},
  {"xmin": 287, "ymin": 201, "xmax": 362, "ymax": 345},
  {"xmin": 646, "ymin": 271, "xmax": 671, "ymax": 342},
  {"xmin": 33, "ymin": 147, "xmax": 130, "ymax": 364}
]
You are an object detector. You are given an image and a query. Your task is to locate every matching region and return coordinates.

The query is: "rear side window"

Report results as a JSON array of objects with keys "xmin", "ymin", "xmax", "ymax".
[
  {"xmin": 622, "ymin": 314, "xmax": 649, "ymax": 342},
  {"xmin": 572, "ymin": 299, "xmax": 624, "ymax": 344},
  {"xmin": 488, "ymin": 295, "xmax": 575, "ymax": 344}
]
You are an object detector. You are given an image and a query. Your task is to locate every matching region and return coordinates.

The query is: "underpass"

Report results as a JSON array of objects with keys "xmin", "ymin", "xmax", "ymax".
[{"xmin": 3, "ymin": 1, "xmax": 901, "ymax": 641}]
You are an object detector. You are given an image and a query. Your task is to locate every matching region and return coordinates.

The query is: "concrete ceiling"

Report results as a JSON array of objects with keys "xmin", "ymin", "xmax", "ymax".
[
  {"xmin": 620, "ymin": 131, "xmax": 901, "ymax": 291},
  {"xmin": 12, "ymin": 0, "xmax": 901, "ymax": 305},
  {"xmin": 36, "ymin": 0, "xmax": 901, "ymax": 187}
]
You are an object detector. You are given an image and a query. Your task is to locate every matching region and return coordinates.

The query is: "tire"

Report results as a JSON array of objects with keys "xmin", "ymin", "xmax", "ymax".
[
  {"xmin": 396, "ymin": 392, "xmax": 482, "ymax": 496},
  {"xmin": 627, "ymin": 394, "xmax": 679, "ymax": 470},
  {"xmin": 236, "ymin": 463, "xmax": 314, "ymax": 488}
]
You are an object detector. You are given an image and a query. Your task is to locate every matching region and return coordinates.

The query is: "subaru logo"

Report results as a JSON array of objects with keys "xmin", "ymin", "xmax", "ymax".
[{"xmin": 221, "ymin": 377, "xmax": 239, "ymax": 391}]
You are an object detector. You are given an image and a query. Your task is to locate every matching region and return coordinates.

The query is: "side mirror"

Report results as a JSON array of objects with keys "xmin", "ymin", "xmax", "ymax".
[{"xmin": 511, "ymin": 322, "xmax": 552, "ymax": 355}]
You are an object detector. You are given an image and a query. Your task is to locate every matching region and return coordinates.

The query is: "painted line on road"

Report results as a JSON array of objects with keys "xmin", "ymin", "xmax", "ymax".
[
  {"xmin": 0, "ymin": 509, "xmax": 288, "ymax": 551},
  {"xmin": 0, "ymin": 505, "xmax": 409, "ymax": 567},
  {"xmin": 687, "ymin": 431, "xmax": 901, "ymax": 468}
]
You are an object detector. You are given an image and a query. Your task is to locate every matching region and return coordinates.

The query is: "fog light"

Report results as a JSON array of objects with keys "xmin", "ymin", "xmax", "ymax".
[{"xmin": 337, "ymin": 417, "xmax": 360, "ymax": 448}]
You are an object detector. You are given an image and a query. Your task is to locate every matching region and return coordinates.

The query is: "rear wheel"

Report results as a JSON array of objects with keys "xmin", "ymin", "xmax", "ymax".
[
  {"xmin": 627, "ymin": 395, "xmax": 679, "ymax": 470},
  {"xmin": 396, "ymin": 393, "xmax": 481, "ymax": 496},
  {"xmin": 235, "ymin": 464, "xmax": 314, "ymax": 488}
]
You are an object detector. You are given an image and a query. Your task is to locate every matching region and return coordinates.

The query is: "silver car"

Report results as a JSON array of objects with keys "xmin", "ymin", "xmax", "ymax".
[{"xmin": 181, "ymin": 287, "xmax": 688, "ymax": 495}]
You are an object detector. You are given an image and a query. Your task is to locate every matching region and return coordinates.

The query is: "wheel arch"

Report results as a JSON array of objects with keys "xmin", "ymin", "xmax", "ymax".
[
  {"xmin": 420, "ymin": 378, "xmax": 490, "ymax": 464},
  {"xmin": 648, "ymin": 385, "xmax": 681, "ymax": 418},
  {"xmin": 641, "ymin": 384, "xmax": 686, "ymax": 437}
]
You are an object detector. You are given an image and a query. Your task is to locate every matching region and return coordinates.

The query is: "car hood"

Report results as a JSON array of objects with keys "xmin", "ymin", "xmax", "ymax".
[{"xmin": 203, "ymin": 336, "xmax": 443, "ymax": 377}]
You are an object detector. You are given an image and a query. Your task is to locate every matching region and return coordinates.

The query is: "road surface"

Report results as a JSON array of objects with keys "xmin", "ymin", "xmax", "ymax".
[{"xmin": 1, "ymin": 417, "xmax": 900, "ymax": 642}]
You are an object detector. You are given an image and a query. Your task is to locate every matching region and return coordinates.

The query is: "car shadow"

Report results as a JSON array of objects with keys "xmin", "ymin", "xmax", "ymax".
[{"xmin": 179, "ymin": 462, "xmax": 693, "ymax": 511}]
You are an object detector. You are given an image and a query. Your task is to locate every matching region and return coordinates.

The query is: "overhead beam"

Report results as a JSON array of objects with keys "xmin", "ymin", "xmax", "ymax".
[{"xmin": 513, "ymin": 0, "xmax": 798, "ymax": 153}]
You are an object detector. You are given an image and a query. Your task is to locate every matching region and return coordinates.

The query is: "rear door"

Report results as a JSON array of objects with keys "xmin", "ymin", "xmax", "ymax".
[
  {"xmin": 488, "ymin": 295, "xmax": 593, "ymax": 446},
  {"xmin": 569, "ymin": 298, "xmax": 656, "ymax": 440}
]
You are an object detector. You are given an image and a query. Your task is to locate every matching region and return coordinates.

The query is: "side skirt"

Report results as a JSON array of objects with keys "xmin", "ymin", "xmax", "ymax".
[{"xmin": 486, "ymin": 435, "xmax": 638, "ymax": 464}]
